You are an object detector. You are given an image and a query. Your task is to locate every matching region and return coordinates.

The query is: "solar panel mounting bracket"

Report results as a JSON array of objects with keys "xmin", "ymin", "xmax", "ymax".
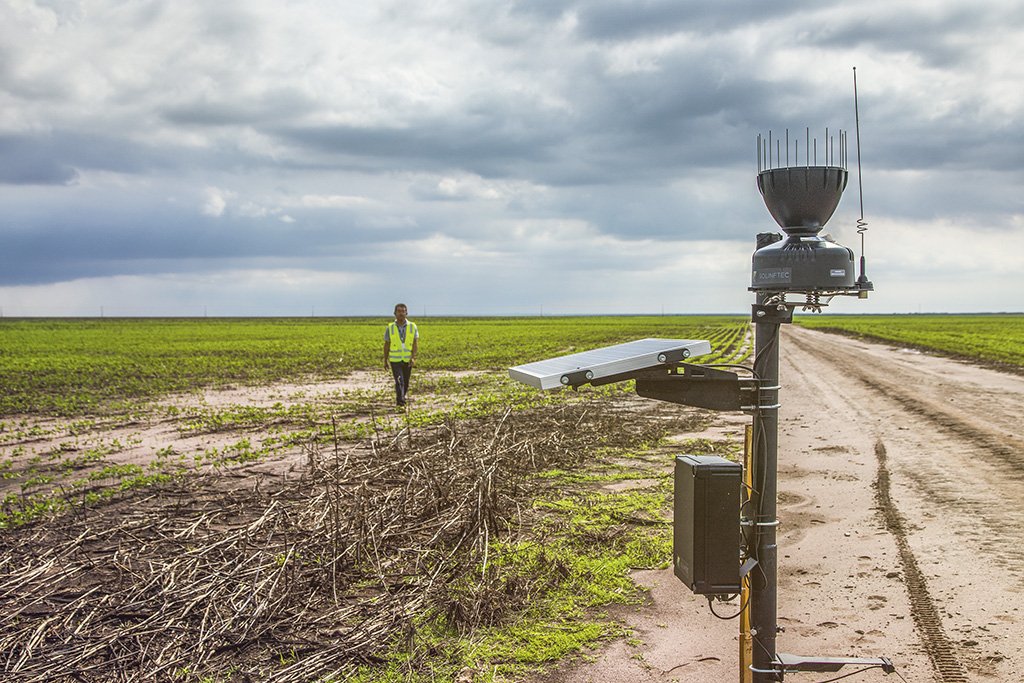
[{"xmin": 635, "ymin": 364, "xmax": 760, "ymax": 412}]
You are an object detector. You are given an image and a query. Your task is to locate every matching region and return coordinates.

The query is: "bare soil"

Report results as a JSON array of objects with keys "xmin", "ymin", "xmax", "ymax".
[
  {"xmin": 0, "ymin": 369, "xmax": 488, "ymax": 499},
  {"xmin": 533, "ymin": 325, "xmax": 1024, "ymax": 683}
]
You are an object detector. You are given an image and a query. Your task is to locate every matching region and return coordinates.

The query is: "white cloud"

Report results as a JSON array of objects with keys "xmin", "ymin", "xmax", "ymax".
[
  {"xmin": 200, "ymin": 187, "xmax": 231, "ymax": 217},
  {"xmin": 298, "ymin": 194, "xmax": 374, "ymax": 208}
]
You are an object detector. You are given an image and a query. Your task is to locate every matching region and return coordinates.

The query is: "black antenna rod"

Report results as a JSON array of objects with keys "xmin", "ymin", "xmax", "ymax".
[{"xmin": 853, "ymin": 66, "xmax": 871, "ymax": 290}]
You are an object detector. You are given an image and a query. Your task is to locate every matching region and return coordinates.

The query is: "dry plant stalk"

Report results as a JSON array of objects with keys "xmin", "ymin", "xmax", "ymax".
[{"xmin": 0, "ymin": 399, "xmax": 703, "ymax": 682}]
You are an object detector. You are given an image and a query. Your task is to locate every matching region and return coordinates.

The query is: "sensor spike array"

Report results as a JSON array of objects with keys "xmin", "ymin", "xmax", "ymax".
[{"xmin": 757, "ymin": 128, "xmax": 848, "ymax": 173}]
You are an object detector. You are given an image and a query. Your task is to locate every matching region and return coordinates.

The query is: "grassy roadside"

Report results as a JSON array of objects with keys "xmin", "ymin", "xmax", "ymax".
[
  {"xmin": 793, "ymin": 314, "xmax": 1024, "ymax": 370},
  {"xmin": 348, "ymin": 429, "xmax": 742, "ymax": 683}
]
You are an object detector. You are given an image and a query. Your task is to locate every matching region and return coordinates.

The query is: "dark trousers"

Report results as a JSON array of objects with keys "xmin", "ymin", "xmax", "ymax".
[{"xmin": 389, "ymin": 361, "xmax": 412, "ymax": 405}]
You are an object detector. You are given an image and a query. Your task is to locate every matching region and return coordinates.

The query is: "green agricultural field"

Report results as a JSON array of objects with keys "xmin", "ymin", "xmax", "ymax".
[
  {"xmin": 0, "ymin": 315, "xmax": 749, "ymax": 682},
  {"xmin": 0, "ymin": 316, "xmax": 748, "ymax": 416},
  {"xmin": 794, "ymin": 314, "xmax": 1024, "ymax": 369}
]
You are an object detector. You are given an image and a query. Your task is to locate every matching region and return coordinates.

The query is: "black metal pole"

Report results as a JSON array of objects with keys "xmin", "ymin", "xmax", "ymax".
[{"xmin": 751, "ymin": 296, "xmax": 781, "ymax": 682}]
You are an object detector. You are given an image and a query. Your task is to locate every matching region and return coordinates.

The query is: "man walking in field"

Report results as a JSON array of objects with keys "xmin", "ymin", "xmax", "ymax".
[{"xmin": 383, "ymin": 303, "xmax": 418, "ymax": 407}]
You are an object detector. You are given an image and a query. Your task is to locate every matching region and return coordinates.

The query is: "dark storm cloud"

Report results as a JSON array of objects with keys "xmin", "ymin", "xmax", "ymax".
[
  {"xmin": 161, "ymin": 86, "xmax": 317, "ymax": 127},
  {"xmin": 270, "ymin": 56, "xmax": 771, "ymax": 190},
  {"xmin": 567, "ymin": 70, "xmax": 771, "ymax": 164},
  {"xmin": 0, "ymin": 133, "xmax": 161, "ymax": 182},
  {"xmin": 871, "ymin": 117, "xmax": 1024, "ymax": 175},
  {"xmin": 0, "ymin": 192, "xmax": 425, "ymax": 286},
  {"xmin": 275, "ymin": 119, "xmax": 558, "ymax": 172},
  {"xmin": 0, "ymin": 136, "xmax": 80, "ymax": 185},
  {"xmin": 572, "ymin": 0, "xmax": 817, "ymax": 41},
  {"xmin": 555, "ymin": 178, "xmax": 766, "ymax": 241},
  {"xmin": 0, "ymin": 225, "xmax": 395, "ymax": 286},
  {"xmin": 802, "ymin": 5, "xmax": 1023, "ymax": 68},
  {"xmin": 0, "ymin": 131, "xmax": 249, "ymax": 186}
]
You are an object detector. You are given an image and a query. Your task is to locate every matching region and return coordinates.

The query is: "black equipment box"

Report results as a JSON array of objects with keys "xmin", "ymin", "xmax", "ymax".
[{"xmin": 673, "ymin": 454, "xmax": 742, "ymax": 595}]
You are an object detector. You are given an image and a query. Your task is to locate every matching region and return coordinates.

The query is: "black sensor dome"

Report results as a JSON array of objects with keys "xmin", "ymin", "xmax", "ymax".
[{"xmin": 757, "ymin": 167, "xmax": 848, "ymax": 235}]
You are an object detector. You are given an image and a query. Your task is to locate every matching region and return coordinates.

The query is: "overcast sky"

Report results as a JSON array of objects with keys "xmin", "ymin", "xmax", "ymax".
[{"xmin": 1, "ymin": 0, "xmax": 1022, "ymax": 317}]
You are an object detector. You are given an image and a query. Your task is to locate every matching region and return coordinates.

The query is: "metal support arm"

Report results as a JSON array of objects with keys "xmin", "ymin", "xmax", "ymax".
[
  {"xmin": 634, "ymin": 364, "xmax": 759, "ymax": 412},
  {"xmin": 775, "ymin": 653, "xmax": 896, "ymax": 675}
]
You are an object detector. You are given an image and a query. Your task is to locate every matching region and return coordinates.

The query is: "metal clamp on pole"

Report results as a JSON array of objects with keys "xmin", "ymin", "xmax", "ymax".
[
  {"xmin": 751, "ymin": 303, "xmax": 793, "ymax": 324},
  {"xmin": 742, "ymin": 382, "xmax": 782, "ymax": 413},
  {"xmin": 740, "ymin": 519, "xmax": 780, "ymax": 528}
]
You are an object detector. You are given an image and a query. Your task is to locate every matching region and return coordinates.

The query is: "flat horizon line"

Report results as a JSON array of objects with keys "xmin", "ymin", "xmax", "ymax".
[{"xmin": 2, "ymin": 311, "xmax": 1022, "ymax": 321}]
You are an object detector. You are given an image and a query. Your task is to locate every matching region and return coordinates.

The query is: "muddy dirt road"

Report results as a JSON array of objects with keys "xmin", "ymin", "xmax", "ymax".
[{"xmin": 539, "ymin": 325, "xmax": 1024, "ymax": 682}]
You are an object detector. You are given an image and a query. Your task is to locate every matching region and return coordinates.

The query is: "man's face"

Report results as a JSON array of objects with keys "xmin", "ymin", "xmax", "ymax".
[{"xmin": 394, "ymin": 306, "xmax": 408, "ymax": 323}]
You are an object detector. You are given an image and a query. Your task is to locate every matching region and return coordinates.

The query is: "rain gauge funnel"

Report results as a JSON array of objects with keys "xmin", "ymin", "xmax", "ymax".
[
  {"xmin": 750, "ymin": 129, "xmax": 868, "ymax": 297},
  {"xmin": 757, "ymin": 167, "xmax": 847, "ymax": 235}
]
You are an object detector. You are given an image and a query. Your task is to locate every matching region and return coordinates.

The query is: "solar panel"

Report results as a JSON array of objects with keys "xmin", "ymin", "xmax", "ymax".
[{"xmin": 508, "ymin": 338, "xmax": 713, "ymax": 390}]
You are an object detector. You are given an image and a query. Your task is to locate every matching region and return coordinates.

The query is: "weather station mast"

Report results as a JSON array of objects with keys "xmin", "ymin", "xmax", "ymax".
[
  {"xmin": 508, "ymin": 70, "xmax": 893, "ymax": 681},
  {"xmin": 744, "ymin": 70, "xmax": 879, "ymax": 681}
]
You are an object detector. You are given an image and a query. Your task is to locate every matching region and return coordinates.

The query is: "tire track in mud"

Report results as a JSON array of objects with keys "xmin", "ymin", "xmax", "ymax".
[
  {"xmin": 787, "ymin": 330, "xmax": 1024, "ymax": 582},
  {"xmin": 873, "ymin": 439, "xmax": 969, "ymax": 682},
  {"xmin": 785, "ymin": 330, "xmax": 1024, "ymax": 476},
  {"xmin": 856, "ymin": 376, "xmax": 1024, "ymax": 477}
]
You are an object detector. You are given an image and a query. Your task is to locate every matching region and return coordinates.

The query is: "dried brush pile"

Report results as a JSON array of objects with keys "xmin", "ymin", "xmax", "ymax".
[{"xmin": 0, "ymin": 398, "xmax": 704, "ymax": 682}]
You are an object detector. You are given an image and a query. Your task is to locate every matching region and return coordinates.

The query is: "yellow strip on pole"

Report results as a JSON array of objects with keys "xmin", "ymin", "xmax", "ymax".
[{"xmin": 740, "ymin": 424, "xmax": 753, "ymax": 683}]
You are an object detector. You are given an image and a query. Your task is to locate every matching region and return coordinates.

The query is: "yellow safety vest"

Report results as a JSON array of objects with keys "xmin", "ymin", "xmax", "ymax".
[{"xmin": 387, "ymin": 321, "xmax": 417, "ymax": 362}]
